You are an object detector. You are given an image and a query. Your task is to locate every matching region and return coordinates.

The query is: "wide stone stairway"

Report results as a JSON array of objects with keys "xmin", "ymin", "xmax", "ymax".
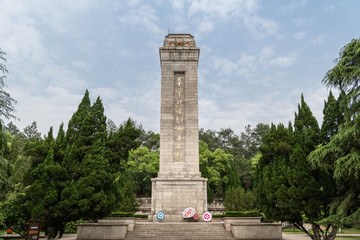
[{"xmin": 125, "ymin": 222, "xmax": 235, "ymax": 239}]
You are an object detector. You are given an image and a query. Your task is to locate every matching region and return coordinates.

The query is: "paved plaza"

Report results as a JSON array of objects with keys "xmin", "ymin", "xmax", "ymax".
[{"xmin": 58, "ymin": 233, "xmax": 360, "ymax": 239}]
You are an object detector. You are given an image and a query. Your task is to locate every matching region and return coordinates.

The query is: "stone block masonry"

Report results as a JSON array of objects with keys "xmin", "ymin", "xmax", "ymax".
[{"xmin": 151, "ymin": 34, "xmax": 207, "ymax": 222}]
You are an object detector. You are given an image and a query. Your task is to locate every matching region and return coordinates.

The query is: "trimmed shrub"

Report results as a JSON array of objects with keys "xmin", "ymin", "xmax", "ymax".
[{"xmin": 224, "ymin": 210, "xmax": 259, "ymax": 217}]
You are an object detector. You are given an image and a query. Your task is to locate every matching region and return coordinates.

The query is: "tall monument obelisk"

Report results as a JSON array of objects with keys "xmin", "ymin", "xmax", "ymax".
[{"xmin": 151, "ymin": 34, "xmax": 207, "ymax": 222}]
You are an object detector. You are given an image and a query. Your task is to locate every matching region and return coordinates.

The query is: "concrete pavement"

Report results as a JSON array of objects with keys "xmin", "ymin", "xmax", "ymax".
[{"xmin": 59, "ymin": 233, "xmax": 360, "ymax": 239}]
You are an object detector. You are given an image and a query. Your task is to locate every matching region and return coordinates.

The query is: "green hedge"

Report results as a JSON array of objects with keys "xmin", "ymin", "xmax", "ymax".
[
  {"xmin": 134, "ymin": 214, "xmax": 148, "ymax": 218},
  {"xmin": 110, "ymin": 212, "xmax": 148, "ymax": 218},
  {"xmin": 111, "ymin": 212, "xmax": 134, "ymax": 217},
  {"xmin": 224, "ymin": 210, "xmax": 260, "ymax": 217}
]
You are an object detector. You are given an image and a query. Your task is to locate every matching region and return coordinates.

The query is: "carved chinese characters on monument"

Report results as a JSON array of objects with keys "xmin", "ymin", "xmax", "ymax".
[{"xmin": 174, "ymin": 73, "xmax": 185, "ymax": 162}]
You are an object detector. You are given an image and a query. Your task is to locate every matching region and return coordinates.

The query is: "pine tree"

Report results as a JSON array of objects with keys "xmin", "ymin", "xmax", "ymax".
[
  {"xmin": 309, "ymin": 39, "xmax": 360, "ymax": 227},
  {"xmin": 63, "ymin": 92, "xmax": 115, "ymax": 221},
  {"xmin": 320, "ymin": 91, "xmax": 344, "ymax": 144},
  {"xmin": 106, "ymin": 118, "xmax": 141, "ymax": 172},
  {"xmin": 113, "ymin": 171, "xmax": 137, "ymax": 212},
  {"xmin": 26, "ymin": 148, "xmax": 67, "ymax": 239},
  {"xmin": 66, "ymin": 90, "xmax": 91, "ymax": 145},
  {"xmin": 255, "ymin": 95, "xmax": 338, "ymax": 240}
]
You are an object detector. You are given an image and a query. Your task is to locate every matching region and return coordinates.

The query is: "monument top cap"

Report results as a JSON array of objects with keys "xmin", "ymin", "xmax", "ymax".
[{"xmin": 162, "ymin": 33, "xmax": 197, "ymax": 48}]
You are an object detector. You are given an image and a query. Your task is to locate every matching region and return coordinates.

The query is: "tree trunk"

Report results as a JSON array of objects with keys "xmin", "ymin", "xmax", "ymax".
[
  {"xmin": 324, "ymin": 227, "xmax": 338, "ymax": 240},
  {"xmin": 309, "ymin": 224, "xmax": 338, "ymax": 240},
  {"xmin": 312, "ymin": 224, "xmax": 322, "ymax": 240}
]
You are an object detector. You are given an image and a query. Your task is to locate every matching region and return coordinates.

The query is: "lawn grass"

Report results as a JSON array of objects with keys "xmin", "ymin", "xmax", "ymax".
[
  {"xmin": 282, "ymin": 227, "xmax": 305, "ymax": 234},
  {"xmin": 336, "ymin": 237, "xmax": 360, "ymax": 240},
  {"xmin": 339, "ymin": 228, "xmax": 360, "ymax": 234},
  {"xmin": 283, "ymin": 227, "xmax": 360, "ymax": 235}
]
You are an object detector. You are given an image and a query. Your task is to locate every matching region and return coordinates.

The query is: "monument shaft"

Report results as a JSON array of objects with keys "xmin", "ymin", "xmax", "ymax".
[{"xmin": 151, "ymin": 34, "xmax": 207, "ymax": 221}]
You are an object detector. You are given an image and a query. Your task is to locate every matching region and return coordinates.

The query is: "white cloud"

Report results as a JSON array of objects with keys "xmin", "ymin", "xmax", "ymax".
[
  {"xmin": 7, "ymin": 85, "xmax": 83, "ymax": 134},
  {"xmin": 117, "ymin": 4, "xmax": 162, "ymax": 36},
  {"xmin": 259, "ymin": 47, "xmax": 274, "ymax": 62},
  {"xmin": 243, "ymin": 15, "xmax": 279, "ymax": 39},
  {"xmin": 269, "ymin": 52, "xmax": 298, "ymax": 67},
  {"xmin": 199, "ymin": 92, "xmax": 298, "ymax": 133},
  {"xmin": 313, "ymin": 34, "xmax": 326, "ymax": 46},
  {"xmin": 292, "ymin": 17, "xmax": 315, "ymax": 26},
  {"xmin": 178, "ymin": 0, "xmax": 278, "ymax": 38},
  {"xmin": 293, "ymin": 31, "xmax": 306, "ymax": 40},
  {"xmin": 278, "ymin": 0, "xmax": 307, "ymax": 15},
  {"xmin": 211, "ymin": 56, "xmax": 238, "ymax": 75},
  {"xmin": 172, "ymin": 1, "xmax": 185, "ymax": 10}
]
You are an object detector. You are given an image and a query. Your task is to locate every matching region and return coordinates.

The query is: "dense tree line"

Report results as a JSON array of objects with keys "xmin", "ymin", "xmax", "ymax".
[
  {"xmin": 255, "ymin": 38, "xmax": 360, "ymax": 240},
  {"xmin": 0, "ymin": 91, "xmax": 156, "ymax": 239},
  {"xmin": 1, "ymin": 39, "xmax": 359, "ymax": 240},
  {"xmin": 0, "ymin": 92, "xmax": 264, "ymax": 238}
]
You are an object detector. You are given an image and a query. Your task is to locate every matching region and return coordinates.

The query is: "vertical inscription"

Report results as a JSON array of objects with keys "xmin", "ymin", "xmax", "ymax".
[{"xmin": 174, "ymin": 73, "xmax": 185, "ymax": 162}]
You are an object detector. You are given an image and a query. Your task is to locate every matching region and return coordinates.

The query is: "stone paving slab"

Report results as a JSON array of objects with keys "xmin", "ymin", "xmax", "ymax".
[
  {"xmin": 56, "ymin": 233, "xmax": 360, "ymax": 240},
  {"xmin": 2, "ymin": 233, "xmax": 359, "ymax": 240}
]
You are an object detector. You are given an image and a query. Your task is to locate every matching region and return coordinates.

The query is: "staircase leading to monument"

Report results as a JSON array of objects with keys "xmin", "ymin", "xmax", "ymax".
[{"xmin": 125, "ymin": 222, "xmax": 235, "ymax": 239}]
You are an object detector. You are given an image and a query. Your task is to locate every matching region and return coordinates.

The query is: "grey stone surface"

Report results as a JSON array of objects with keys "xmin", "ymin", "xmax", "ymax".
[
  {"xmin": 76, "ymin": 222, "xmax": 130, "ymax": 240},
  {"xmin": 224, "ymin": 217, "xmax": 261, "ymax": 231},
  {"xmin": 151, "ymin": 34, "xmax": 207, "ymax": 221},
  {"xmin": 125, "ymin": 222, "xmax": 235, "ymax": 239},
  {"xmin": 231, "ymin": 223, "xmax": 282, "ymax": 240}
]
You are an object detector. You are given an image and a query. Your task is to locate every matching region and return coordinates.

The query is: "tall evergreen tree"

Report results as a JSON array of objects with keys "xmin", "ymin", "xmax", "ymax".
[
  {"xmin": 63, "ymin": 92, "xmax": 115, "ymax": 222},
  {"xmin": 26, "ymin": 148, "xmax": 67, "ymax": 239},
  {"xmin": 21, "ymin": 91, "xmax": 116, "ymax": 238},
  {"xmin": 106, "ymin": 118, "xmax": 141, "ymax": 172},
  {"xmin": 0, "ymin": 48, "xmax": 17, "ymax": 122},
  {"xmin": 0, "ymin": 122, "xmax": 11, "ymax": 200},
  {"xmin": 309, "ymin": 38, "xmax": 360, "ymax": 227},
  {"xmin": 255, "ymin": 96, "xmax": 337, "ymax": 240},
  {"xmin": 320, "ymin": 91, "xmax": 344, "ymax": 144},
  {"xmin": 322, "ymin": 38, "xmax": 360, "ymax": 119}
]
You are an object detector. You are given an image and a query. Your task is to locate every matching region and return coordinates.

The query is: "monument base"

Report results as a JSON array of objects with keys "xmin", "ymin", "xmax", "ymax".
[{"xmin": 151, "ymin": 176, "xmax": 207, "ymax": 222}]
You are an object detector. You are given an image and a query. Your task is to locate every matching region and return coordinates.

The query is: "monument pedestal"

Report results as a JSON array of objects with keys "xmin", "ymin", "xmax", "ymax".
[
  {"xmin": 151, "ymin": 176, "xmax": 207, "ymax": 222},
  {"xmin": 151, "ymin": 34, "xmax": 207, "ymax": 222}
]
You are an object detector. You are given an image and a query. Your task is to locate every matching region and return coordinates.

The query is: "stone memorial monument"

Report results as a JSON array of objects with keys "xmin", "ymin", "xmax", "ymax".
[{"xmin": 151, "ymin": 34, "xmax": 208, "ymax": 222}]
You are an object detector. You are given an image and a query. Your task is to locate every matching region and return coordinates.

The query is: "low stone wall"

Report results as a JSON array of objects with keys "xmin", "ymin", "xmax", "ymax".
[
  {"xmin": 231, "ymin": 223, "xmax": 282, "ymax": 240},
  {"xmin": 98, "ymin": 218, "xmax": 135, "ymax": 232},
  {"xmin": 76, "ymin": 219, "xmax": 135, "ymax": 240},
  {"xmin": 224, "ymin": 217, "xmax": 261, "ymax": 231}
]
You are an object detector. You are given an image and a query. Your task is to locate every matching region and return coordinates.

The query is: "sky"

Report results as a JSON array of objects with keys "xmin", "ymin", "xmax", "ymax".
[{"xmin": 0, "ymin": 0, "xmax": 359, "ymax": 136}]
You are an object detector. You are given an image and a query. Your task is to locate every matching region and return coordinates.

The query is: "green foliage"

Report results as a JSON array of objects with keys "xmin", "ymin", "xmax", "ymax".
[
  {"xmin": 26, "ymin": 148, "xmax": 67, "ymax": 237},
  {"xmin": 110, "ymin": 212, "xmax": 134, "ymax": 217},
  {"xmin": 23, "ymin": 122, "xmax": 41, "ymax": 140},
  {"xmin": 1, "ymin": 183, "xmax": 29, "ymax": 236},
  {"xmin": 199, "ymin": 141, "xmax": 234, "ymax": 197},
  {"xmin": 255, "ymin": 95, "xmax": 337, "ymax": 239},
  {"xmin": 320, "ymin": 91, "xmax": 344, "ymax": 143},
  {"xmin": 127, "ymin": 146, "xmax": 159, "ymax": 196},
  {"xmin": 0, "ymin": 48, "xmax": 17, "ymax": 122},
  {"xmin": 113, "ymin": 171, "xmax": 137, "ymax": 212},
  {"xmin": 0, "ymin": 122, "xmax": 12, "ymax": 200},
  {"xmin": 224, "ymin": 210, "xmax": 260, "ymax": 217},
  {"xmin": 139, "ymin": 129, "xmax": 160, "ymax": 151},
  {"xmin": 17, "ymin": 91, "xmax": 117, "ymax": 239},
  {"xmin": 322, "ymin": 38, "xmax": 360, "ymax": 119},
  {"xmin": 109, "ymin": 212, "xmax": 148, "ymax": 218},
  {"xmin": 64, "ymin": 220, "xmax": 86, "ymax": 234},
  {"xmin": 308, "ymin": 39, "xmax": 360, "ymax": 228},
  {"xmin": 200, "ymin": 124, "xmax": 269, "ymax": 189},
  {"xmin": 223, "ymin": 186, "xmax": 255, "ymax": 211},
  {"xmin": 207, "ymin": 183, "xmax": 214, "ymax": 204},
  {"xmin": 308, "ymin": 116, "xmax": 360, "ymax": 226},
  {"xmin": 106, "ymin": 118, "xmax": 141, "ymax": 172}
]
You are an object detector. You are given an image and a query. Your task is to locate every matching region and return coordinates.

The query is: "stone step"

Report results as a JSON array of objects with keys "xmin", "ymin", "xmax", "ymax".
[{"xmin": 125, "ymin": 222, "xmax": 234, "ymax": 239}]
